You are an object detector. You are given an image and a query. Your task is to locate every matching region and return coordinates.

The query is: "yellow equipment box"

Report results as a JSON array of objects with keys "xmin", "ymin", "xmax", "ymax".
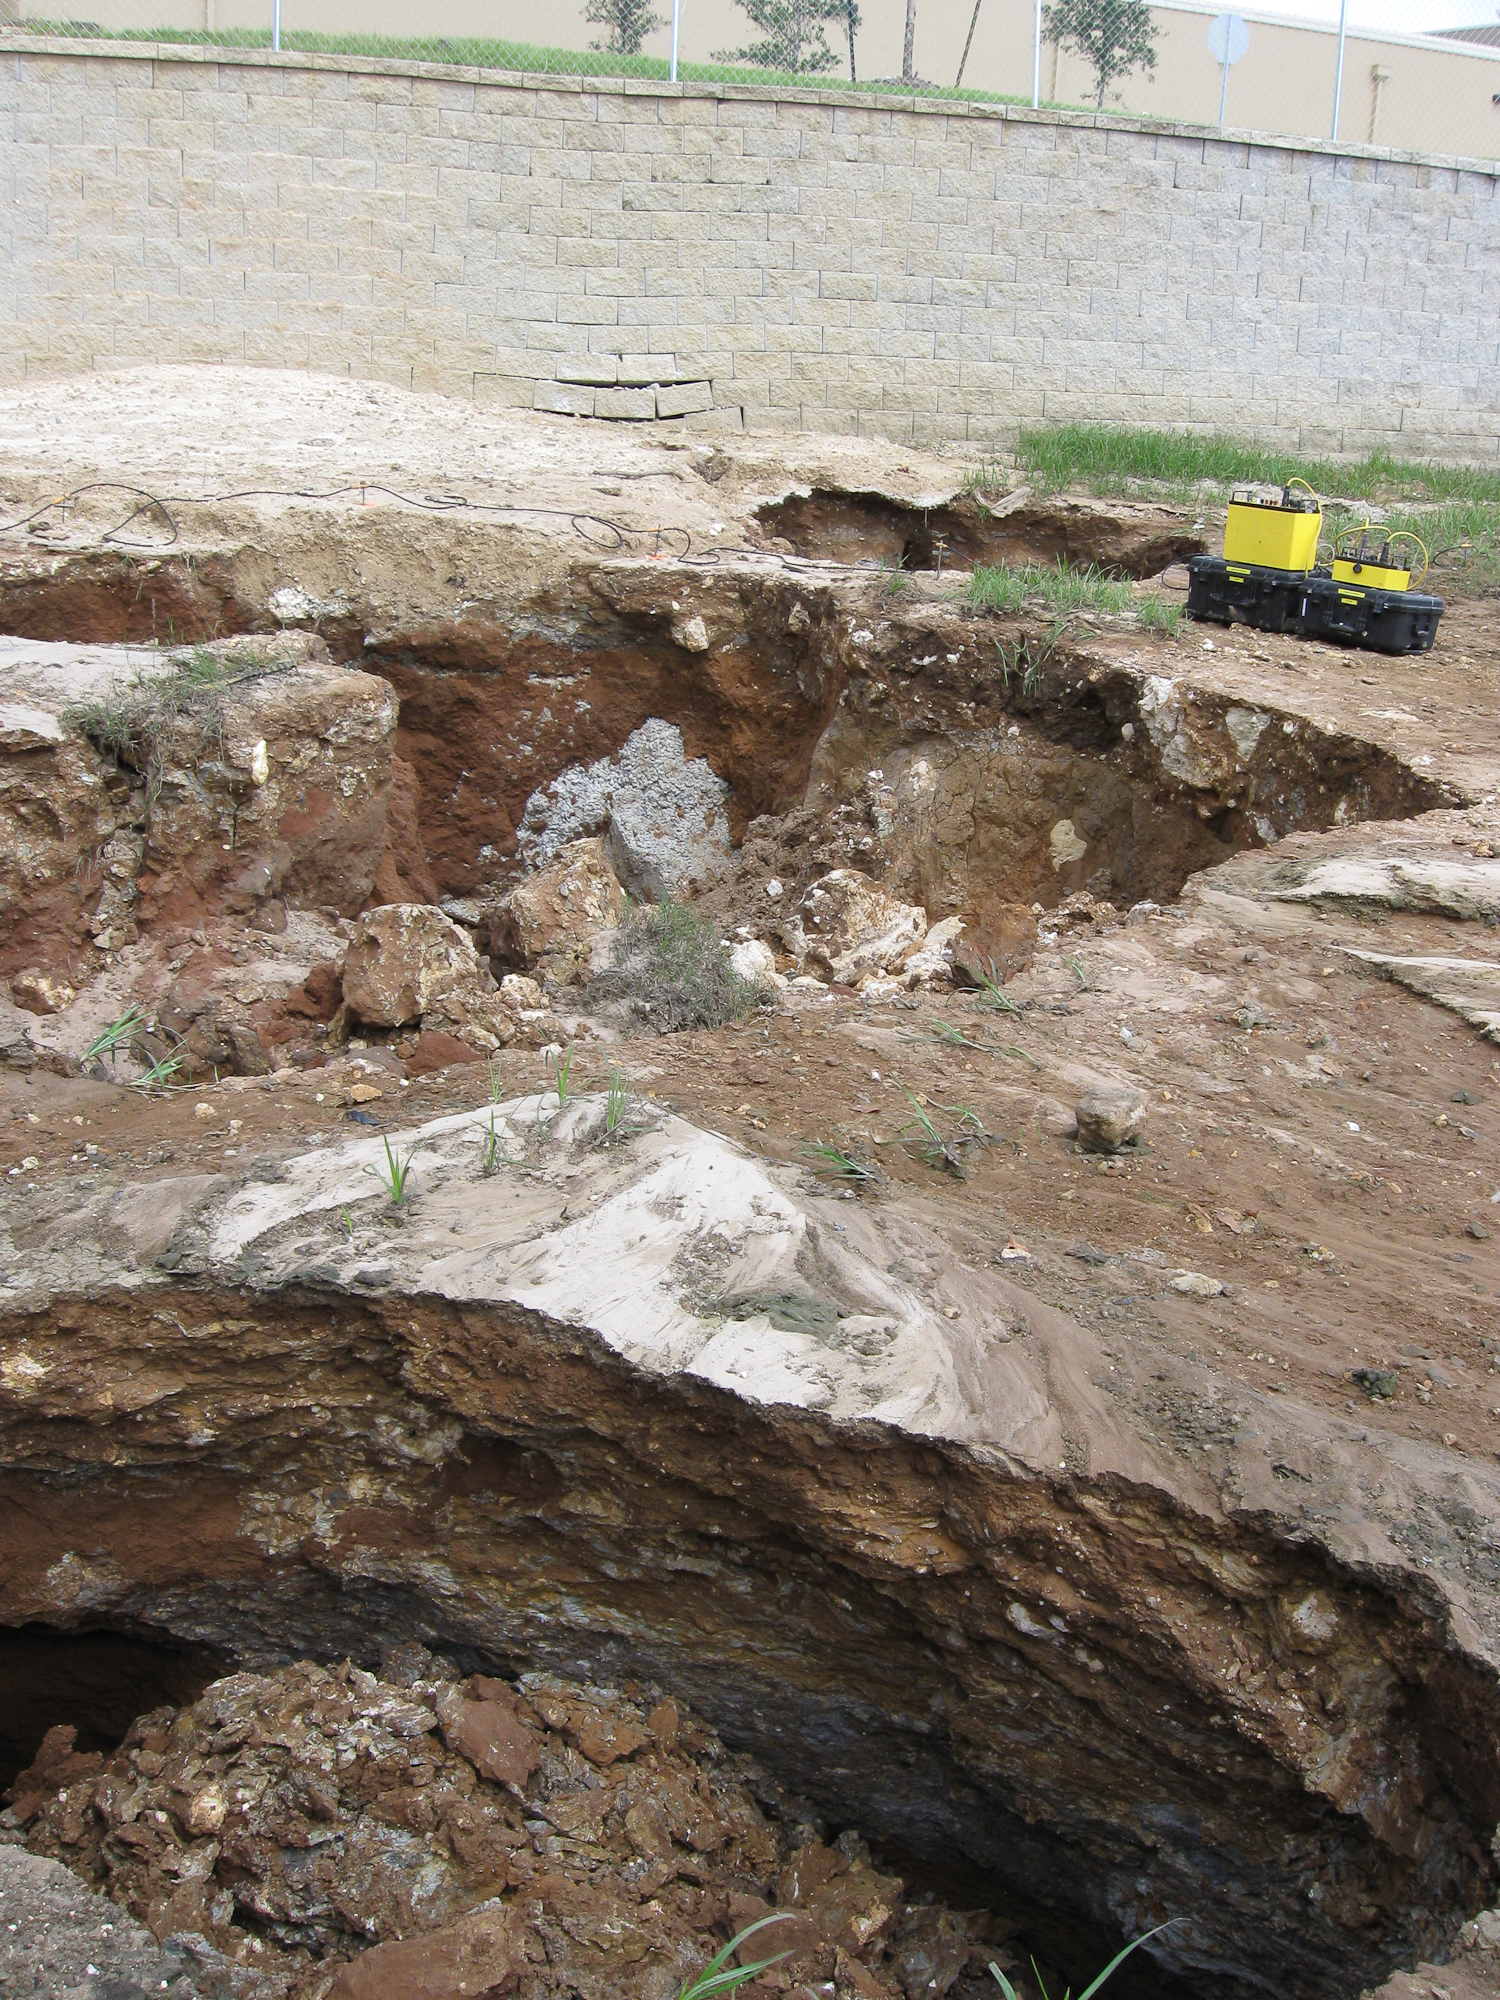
[
  {"xmin": 1330, "ymin": 528, "xmax": 1428, "ymax": 595},
  {"xmin": 1223, "ymin": 482, "xmax": 1322, "ymax": 573},
  {"xmin": 1332, "ymin": 555, "xmax": 1410, "ymax": 591}
]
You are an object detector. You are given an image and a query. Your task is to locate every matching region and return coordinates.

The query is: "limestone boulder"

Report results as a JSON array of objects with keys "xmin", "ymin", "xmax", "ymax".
[
  {"xmin": 342, "ymin": 905, "xmax": 487, "ymax": 1029},
  {"xmin": 899, "ymin": 915, "xmax": 965, "ymax": 990},
  {"xmin": 342, "ymin": 904, "xmax": 563, "ymax": 1051},
  {"xmin": 792, "ymin": 870, "xmax": 927, "ymax": 984},
  {"xmin": 8, "ymin": 970, "xmax": 75, "ymax": 1016},
  {"xmin": 1075, "ymin": 1083, "xmax": 1148, "ymax": 1153},
  {"xmin": 491, "ymin": 837, "xmax": 625, "ymax": 972}
]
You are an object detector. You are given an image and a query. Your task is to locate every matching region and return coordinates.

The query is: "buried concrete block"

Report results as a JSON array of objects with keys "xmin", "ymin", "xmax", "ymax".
[
  {"xmin": 533, "ymin": 380, "xmax": 597, "ymax": 417},
  {"xmin": 594, "ymin": 385, "xmax": 658, "ymax": 421},
  {"xmin": 656, "ymin": 380, "xmax": 714, "ymax": 417}
]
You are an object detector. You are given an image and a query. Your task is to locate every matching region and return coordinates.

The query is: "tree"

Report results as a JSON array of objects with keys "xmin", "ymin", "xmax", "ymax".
[
  {"xmin": 716, "ymin": 0, "xmax": 857, "ymax": 75},
  {"xmin": 1042, "ymin": 0, "xmax": 1157, "ymax": 109},
  {"xmin": 586, "ymin": 0, "xmax": 663, "ymax": 57}
]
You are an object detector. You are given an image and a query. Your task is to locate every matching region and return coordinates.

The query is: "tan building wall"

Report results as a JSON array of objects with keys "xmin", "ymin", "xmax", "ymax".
[
  {"xmin": 1, "ymin": 40, "xmax": 1496, "ymax": 457},
  {"xmin": 11, "ymin": 0, "xmax": 1490, "ymax": 159}
]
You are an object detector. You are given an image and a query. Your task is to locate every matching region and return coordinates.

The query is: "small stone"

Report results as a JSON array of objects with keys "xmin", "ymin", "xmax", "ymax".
[
  {"xmin": 728, "ymin": 939, "xmax": 776, "ymax": 985},
  {"xmin": 1468, "ymin": 1221, "xmax": 1492, "ymax": 1241},
  {"xmin": 193, "ymin": 1103, "xmax": 215, "ymax": 1121},
  {"xmin": 499, "ymin": 974, "xmax": 544, "ymax": 1012},
  {"xmin": 1075, "ymin": 1084, "xmax": 1147, "ymax": 1154},
  {"xmin": 347, "ymin": 1083, "xmax": 383, "ymax": 1104},
  {"xmin": 1352, "ymin": 1366, "xmax": 1399, "ymax": 1401},
  {"xmin": 671, "ymin": 613, "xmax": 709, "ymax": 652},
  {"xmin": 1171, "ymin": 1271, "xmax": 1225, "ymax": 1298},
  {"xmin": 765, "ymin": 878, "xmax": 783, "ymax": 900},
  {"xmin": 9, "ymin": 970, "xmax": 75, "ymax": 1015}
]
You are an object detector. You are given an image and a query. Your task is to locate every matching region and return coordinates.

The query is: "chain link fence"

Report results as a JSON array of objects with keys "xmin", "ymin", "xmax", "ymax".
[{"xmin": 2, "ymin": 1, "xmax": 1497, "ymax": 163}]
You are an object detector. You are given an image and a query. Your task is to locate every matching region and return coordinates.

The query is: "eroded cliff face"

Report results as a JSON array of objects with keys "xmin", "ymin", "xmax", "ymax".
[{"xmin": 3, "ymin": 1099, "xmax": 1497, "ymax": 2000}]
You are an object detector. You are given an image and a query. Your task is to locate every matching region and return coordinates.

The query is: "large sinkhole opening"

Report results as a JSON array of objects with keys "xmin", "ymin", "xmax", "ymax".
[
  {"xmin": 0, "ymin": 1623, "xmax": 227, "ymax": 1792},
  {"xmin": 0, "ymin": 537, "xmax": 1444, "ymax": 942},
  {"xmin": 4, "ymin": 1286, "xmax": 1495, "ymax": 2000},
  {"xmin": 752, "ymin": 489, "xmax": 1208, "ymax": 576}
]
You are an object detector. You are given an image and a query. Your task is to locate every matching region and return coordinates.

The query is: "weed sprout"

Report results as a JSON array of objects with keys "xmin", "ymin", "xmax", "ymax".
[{"xmin": 366, "ymin": 1135, "xmax": 417, "ymax": 1205}]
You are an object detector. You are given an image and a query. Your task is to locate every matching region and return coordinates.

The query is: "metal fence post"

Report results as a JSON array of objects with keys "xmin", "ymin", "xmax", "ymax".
[
  {"xmin": 670, "ymin": 0, "xmax": 680, "ymax": 83},
  {"xmin": 1330, "ymin": 0, "xmax": 1348, "ymax": 141},
  {"xmin": 1032, "ymin": 0, "xmax": 1041, "ymax": 108}
]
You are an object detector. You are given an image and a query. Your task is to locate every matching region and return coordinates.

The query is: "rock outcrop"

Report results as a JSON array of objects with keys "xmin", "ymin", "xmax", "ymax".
[
  {"xmin": 341, "ymin": 905, "xmax": 561, "ymax": 1050},
  {"xmin": 3, "ymin": 1093, "xmax": 1499, "ymax": 2000},
  {"xmin": 787, "ymin": 869, "xmax": 928, "ymax": 985},
  {"xmin": 0, "ymin": 635, "xmax": 408, "ymax": 978}
]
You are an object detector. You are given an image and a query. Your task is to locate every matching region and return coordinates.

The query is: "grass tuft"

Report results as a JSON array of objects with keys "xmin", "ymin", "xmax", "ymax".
[
  {"xmin": 591, "ymin": 901, "xmax": 770, "ymax": 1033},
  {"xmin": 366, "ymin": 1135, "xmax": 418, "ymax": 1205},
  {"xmin": 677, "ymin": 1915, "xmax": 792, "ymax": 1999},
  {"xmin": 62, "ymin": 643, "xmax": 287, "ymax": 803},
  {"xmin": 898, "ymin": 1092, "xmax": 989, "ymax": 1178},
  {"xmin": 552, "ymin": 1044, "xmax": 574, "ymax": 1108},
  {"xmin": 969, "ymin": 561, "xmax": 1136, "ymax": 620},
  {"xmin": 802, "ymin": 1139, "xmax": 884, "ymax": 1190}
]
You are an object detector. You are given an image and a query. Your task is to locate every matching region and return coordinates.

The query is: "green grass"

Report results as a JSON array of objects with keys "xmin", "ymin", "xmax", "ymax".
[
  {"xmin": 989, "ymin": 1920, "xmax": 1175, "ymax": 2000},
  {"xmin": 802, "ymin": 1139, "xmax": 884, "ymax": 1189},
  {"xmin": 552, "ymin": 1044, "xmax": 574, "ymax": 1107},
  {"xmin": 1135, "ymin": 593, "xmax": 1183, "ymax": 635},
  {"xmin": 1380, "ymin": 498, "xmax": 1500, "ymax": 590},
  {"xmin": 969, "ymin": 560, "xmax": 1173, "ymax": 626},
  {"xmin": 677, "ymin": 1916, "xmax": 792, "ymax": 1998},
  {"xmin": 366, "ymin": 1135, "xmax": 418, "ymax": 1205},
  {"xmin": 1014, "ymin": 421, "xmax": 1500, "ymax": 507},
  {"xmin": 18, "ymin": 20, "xmax": 1037, "ymax": 106}
]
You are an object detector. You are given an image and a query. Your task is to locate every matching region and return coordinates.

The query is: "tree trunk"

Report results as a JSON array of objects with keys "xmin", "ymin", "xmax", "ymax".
[
  {"xmin": 903, "ymin": 0, "xmax": 916, "ymax": 81},
  {"xmin": 847, "ymin": 0, "xmax": 857, "ymax": 80},
  {"xmin": 955, "ymin": 0, "xmax": 981, "ymax": 88}
]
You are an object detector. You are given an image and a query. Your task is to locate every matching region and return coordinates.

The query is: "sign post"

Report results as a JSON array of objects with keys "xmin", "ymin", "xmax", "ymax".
[
  {"xmin": 1331, "ymin": 0, "xmax": 1350, "ymax": 140},
  {"xmin": 1032, "ymin": 0, "xmax": 1042, "ymax": 108},
  {"xmin": 670, "ymin": 0, "xmax": 680, "ymax": 82},
  {"xmin": 1207, "ymin": 13, "xmax": 1249, "ymax": 131}
]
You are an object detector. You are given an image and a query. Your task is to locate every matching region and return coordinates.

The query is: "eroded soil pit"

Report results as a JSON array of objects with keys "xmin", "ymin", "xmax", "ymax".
[
  {"xmin": 753, "ymin": 488, "xmax": 1207, "ymax": 576},
  {"xmin": 2, "ymin": 369, "xmax": 1500, "ymax": 2000}
]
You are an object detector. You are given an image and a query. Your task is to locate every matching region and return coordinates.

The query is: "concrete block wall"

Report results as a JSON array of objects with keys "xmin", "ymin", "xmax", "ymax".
[{"xmin": 2, "ymin": 39, "xmax": 1497, "ymax": 455}]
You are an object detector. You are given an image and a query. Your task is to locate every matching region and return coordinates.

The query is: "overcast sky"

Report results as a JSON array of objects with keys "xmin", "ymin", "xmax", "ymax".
[{"xmin": 1214, "ymin": 0, "xmax": 1498, "ymax": 30}]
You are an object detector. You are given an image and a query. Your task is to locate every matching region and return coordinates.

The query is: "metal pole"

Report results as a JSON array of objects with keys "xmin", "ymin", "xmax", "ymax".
[
  {"xmin": 272, "ymin": 0, "xmax": 280, "ymax": 51},
  {"xmin": 670, "ymin": 0, "xmax": 680, "ymax": 82},
  {"xmin": 1218, "ymin": 56, "xmax": 1229, "ymax": 129},
  {"xmin": 1032, "ymin": 0, "xmax": 1041, "ymax": 107},
  {"xmin": 1330, "ymin": 0, "xmax": 1348, "ymax": 142}
]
